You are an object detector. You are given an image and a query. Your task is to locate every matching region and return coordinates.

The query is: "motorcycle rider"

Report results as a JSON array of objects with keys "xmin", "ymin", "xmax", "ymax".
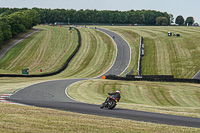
[{"xmin": 100, "ymin": 90, "xmax": 121, "ymax": 108}]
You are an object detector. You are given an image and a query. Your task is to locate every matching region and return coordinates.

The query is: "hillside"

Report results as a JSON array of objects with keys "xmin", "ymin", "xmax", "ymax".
[
  {"xmin": 0, "ymin": 26, "xmax": 200, "ymax": 132},
  {"xmin": 0, "ymin": 25, "xmax": 77, "ymax": 74},
  {"xmin": 0, "ymin": 25, "xmax": 116, "ymax": 95},
  {"xmin": 101, "ymin": 26, "xmax": 200, "ymax": 78}
]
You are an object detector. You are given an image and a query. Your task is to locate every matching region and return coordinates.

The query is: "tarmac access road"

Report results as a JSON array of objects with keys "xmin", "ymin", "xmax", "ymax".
[
  {"xmin": 9, "ymin": 28, "xmax": 200, "ymax": 128},
  {"xmin": 0, "ymin": 28, "xmax": 40, "ymax": 60}
]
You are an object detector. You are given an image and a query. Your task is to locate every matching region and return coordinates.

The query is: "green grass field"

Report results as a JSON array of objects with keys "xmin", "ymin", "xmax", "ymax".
[
  {"xmin": 0, "ymin": 25, "xmax": 200, "ymax": 132},
  {"xmin": 101, "ymin": 26, "xmax": 200, "ymax": 78}
]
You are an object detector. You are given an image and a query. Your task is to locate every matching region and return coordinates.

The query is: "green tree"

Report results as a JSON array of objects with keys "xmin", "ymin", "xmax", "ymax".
[
  {"xmin": 0, "ymin": 18, "xmax": 12, "ymax": 41},
  {"xmin": 0, "ymin": 28, "xmax": 4, "ymax": 45},
  {"xmin": 0, "ymin": 9, "xmax": 40, "ymax": 46},
  {"xmin": 185, "ymin": 16, "xmax": 194, "ymax": 26},
  {"xmin": 156, "ymin": 17, "xmax": 169, "ymax": 26},
  {"xmin": 175, "ymin": 15, "xmax": 184, "ymax": 25},
  {"xmin": 7, "ymin": 12, "xmax": 26, "ymax": 36}
]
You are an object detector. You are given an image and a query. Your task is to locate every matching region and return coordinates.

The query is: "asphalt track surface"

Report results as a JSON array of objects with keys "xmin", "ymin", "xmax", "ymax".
[
  {"xmin": 9, "ymin": 28, "xmax": 200, "ymax": 128},
  {"xmin": 193, "ymin": 70, "xmax": 200, "ymax": 79}
]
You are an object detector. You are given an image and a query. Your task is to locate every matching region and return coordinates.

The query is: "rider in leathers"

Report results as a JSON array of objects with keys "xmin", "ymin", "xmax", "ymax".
[{"xmin": 102, "ymin": 90, "xmax": 121, "ymax": 107}]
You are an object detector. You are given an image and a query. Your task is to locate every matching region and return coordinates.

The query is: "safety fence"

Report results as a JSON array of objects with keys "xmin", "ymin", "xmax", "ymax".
[
  {"xmin": 126, "ymin": 75, "xmax": 174, "ymax": 79},
  {"xmin": 0, "ymin": 28, "xmax": 81, "ymax": 77},
  {"xmin": 105, "ymin": 75, "xmax": 200, "ymax": 84},
  {"xmin": 137, "ymin": 37, "xmax": 144, "ymax": 75}
]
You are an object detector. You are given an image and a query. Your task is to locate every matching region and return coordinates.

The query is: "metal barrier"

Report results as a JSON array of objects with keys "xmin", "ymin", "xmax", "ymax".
[
  {"xmin": 137, "ymin": 37, "xmax": 144, "ymax": 75},
  {"xmin": 105, "ymin": 75, "xmax": 200, "ymax": 84}
]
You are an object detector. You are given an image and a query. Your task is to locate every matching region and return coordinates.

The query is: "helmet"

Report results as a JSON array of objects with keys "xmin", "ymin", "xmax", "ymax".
[{"xmin": 116, "ymin": 90, "xmax": 120, "ymax": 93}]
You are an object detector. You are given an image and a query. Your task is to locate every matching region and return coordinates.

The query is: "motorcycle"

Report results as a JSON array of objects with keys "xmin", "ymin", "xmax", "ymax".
[{"xmin": 100, "ymin": 95, "xmax": 117, "ymax": 109}]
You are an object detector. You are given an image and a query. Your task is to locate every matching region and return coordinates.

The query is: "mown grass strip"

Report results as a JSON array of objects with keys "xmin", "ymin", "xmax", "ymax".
[{"xmin": 54, "ymin": 27, "xmax": 116, "ymax": 78}]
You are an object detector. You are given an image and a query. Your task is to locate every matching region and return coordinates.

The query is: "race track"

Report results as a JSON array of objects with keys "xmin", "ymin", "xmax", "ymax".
[{"xmin": 9, "ymin": 28, "xmax": 200, "ymax": 128}]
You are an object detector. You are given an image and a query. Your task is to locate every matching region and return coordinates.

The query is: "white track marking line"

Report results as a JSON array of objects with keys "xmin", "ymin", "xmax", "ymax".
[{"xmin": 192, "ymin": 70, "xmax": 200, "ymax": 79}]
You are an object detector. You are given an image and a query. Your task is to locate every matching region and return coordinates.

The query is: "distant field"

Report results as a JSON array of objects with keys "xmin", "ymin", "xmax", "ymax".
[
  {"xmin": 68, "ymin": 79, "xmax": 200, "ymax": 118},
  {"xmin": 101, "ymin": 26, "xmax": 200, "ymax": 78}
]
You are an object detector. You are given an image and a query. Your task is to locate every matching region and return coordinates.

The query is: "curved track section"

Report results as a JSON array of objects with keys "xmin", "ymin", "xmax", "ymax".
[
  {"xmin": 95, "ymin": 28, "xmax": 131, "ymax": 76},
  {"xmin": 9, "ymin": 28, "xmax": 200, "ymax": 128}
]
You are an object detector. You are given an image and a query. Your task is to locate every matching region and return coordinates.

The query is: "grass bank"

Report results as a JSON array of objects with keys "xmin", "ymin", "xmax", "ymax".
[
  {"xmin": 67, "ymin": 79, "xmax": 200, "ymax": 118},
  {"xmin": 53, "ymin": 27, "xmax": 116, "ymax": 78},
  {"xmin": 0, "ymin": 25, "xmax": 77, "ymax": 74}
]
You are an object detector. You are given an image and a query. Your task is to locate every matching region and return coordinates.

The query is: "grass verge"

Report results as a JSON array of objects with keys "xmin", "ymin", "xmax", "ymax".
[{"xmin": 0, "ymin": 103, "xmax": 199, "ymax": 132}]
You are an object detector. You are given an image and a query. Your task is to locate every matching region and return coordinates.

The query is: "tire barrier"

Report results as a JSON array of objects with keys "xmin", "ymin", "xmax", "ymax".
[
  {"xmin": 105, "ymin": 75, "xmax": 200, "ymax": 84},
  {"xmin": 0, "ymin": 28, "xmax": 81, "ymax": 77}
]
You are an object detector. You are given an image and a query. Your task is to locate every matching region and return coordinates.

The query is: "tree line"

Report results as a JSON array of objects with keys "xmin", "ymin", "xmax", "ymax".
[
  {"xmin": 34, "ymin": 8, "xmax": 170, "ymax": 25},
  {"xmin": 0, "ymin": 7, "xmax": 170, "ymax": 26},
  {"xmin": 0, "ymin": 9, "xmax": 40, "ymax": 46}
]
